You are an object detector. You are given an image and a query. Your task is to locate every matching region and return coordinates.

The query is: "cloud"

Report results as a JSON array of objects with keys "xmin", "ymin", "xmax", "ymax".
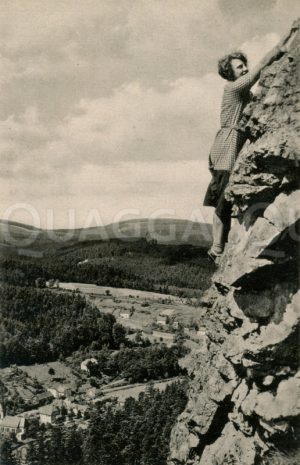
[
  {"xmin": 0, "ymin": 158, "xmax": 213, "ymax": 228},
  {"xmin": 0, "ymin": 0, "xmax": 297, "ymax": 227},
  {"xmin": 240, "ymin": 33, "xmax": 279, "ymax": 66},
  {"xmin": 0, "ymin": 0, "xmax": 266, "ymax": 120},
  {"xmin": 59, "ymin": 74, "xmax": 223, "ymax": 166},
  {"xmin": 0, "ymin": 0, "xmax": 295, "ymax": 123},
  {"xmin": 218, "ymin": 0, "xmax": 277, "ymax": 17},
  {"xmin": 0, "ymin": 73, "xmax": 223, "ymax": 184}
]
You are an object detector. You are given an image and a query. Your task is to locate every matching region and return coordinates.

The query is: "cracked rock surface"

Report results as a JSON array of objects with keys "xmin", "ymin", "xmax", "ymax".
[{"xmin": 168, "ymin": 24, "xmax": 300, "ymax": 465}]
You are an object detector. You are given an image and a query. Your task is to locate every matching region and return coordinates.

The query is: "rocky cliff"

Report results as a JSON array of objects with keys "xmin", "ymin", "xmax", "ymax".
[{"xmin": 168, "ymin": 25, "xmax": 300, "ymax": 465}]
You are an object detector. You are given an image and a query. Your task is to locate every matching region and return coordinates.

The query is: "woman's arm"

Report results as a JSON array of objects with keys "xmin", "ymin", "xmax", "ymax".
[{"xmin": 229, "ymin": 23, "xmax": 299, "ymax": 93}]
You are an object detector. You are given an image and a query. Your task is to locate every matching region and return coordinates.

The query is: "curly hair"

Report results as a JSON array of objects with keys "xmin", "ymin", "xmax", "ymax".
[{"xmin": 218, "ymin": 52, "xmax": 248, "ymax": 81}]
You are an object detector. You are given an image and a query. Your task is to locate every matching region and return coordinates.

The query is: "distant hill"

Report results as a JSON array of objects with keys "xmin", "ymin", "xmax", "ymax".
[{"xmin": 0, "ymin": 218, "xmax": 212, "ymax": 256}]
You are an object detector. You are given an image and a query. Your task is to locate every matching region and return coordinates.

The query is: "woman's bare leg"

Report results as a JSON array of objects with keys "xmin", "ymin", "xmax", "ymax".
[{"xmin": 211, "ymin": 211, "xmax": 231, "ymax": 255}]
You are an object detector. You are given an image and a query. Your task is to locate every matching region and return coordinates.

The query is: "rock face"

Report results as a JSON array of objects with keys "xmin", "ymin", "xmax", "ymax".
[{"xmin": 168, "ymin": 25, "xmax": 300, "ymax": 465}]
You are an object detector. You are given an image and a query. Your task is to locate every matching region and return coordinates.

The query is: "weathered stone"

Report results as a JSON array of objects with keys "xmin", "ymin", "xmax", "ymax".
[
  {"xmin": 206, "ymin": 368, "xmax": 236, "ymax": 403},
  {"xmin": 215, "ymin": 189, "xmax": 300, "ymax": 288},
  {"xmin": 262, "ymin": 375, "xmax": 275, "ymax": 386},
  {"xmin": 253, "ymin": 372, "xmax": 300, "ymax": 421},
  {"xmin": 229, "ymin": 411, "xmax": 254, "ymax": 436},
  {"xmin": 263, "ymin": 190, "xmax": 300, "ymax": 230},
  {"xmin": 259, "ymin": 418, "xmax": 289, "ymax": 437},
  {"xmin": 169, "ymin": 421, "xmax": 195, "ymax": 463},
  {"xmin": 213, "ymin": 352, "xmax": 238, "ymax": 382},
  {"xmin": 168, "ymin": 24, "xmax": 299, "ymax": 465},
  {"xmin": 243, "ymin": 289, "xmax": 300, "ymax": 359},
  {"xmin": 232, "ymin": 380, "xmax": 249, "ymax": 408},
  {"xmin": 253, "ymin": 432, "xmax": 269, "ymax": 456},
  {"xmin": 233, "ymin": 281, "xmax": 297, "ymax": 322},
  {"xmin": 241, "ymin": 386, "xmax": 259, "ymax": 417},
  {"xmin": 241, "ymin": 372, "xmax": 300, "ymax": 423},
  {"xmin": 199, "ymin": 423, "xmax": 257, "ymax": 465}
]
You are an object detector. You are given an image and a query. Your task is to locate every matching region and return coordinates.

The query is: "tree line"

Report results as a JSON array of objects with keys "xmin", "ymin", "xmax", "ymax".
[
  {"xmin": 0, "ymin": 239, "xmax": 214, "ymax": 295},
  {"xmin": 87, "ymin": 345, "xmax": 187, "ymax": 383}
]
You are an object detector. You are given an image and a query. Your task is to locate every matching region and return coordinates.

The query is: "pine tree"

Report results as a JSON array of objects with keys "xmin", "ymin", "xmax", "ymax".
[
  {"xmin": 63, "ymin": 426, "xmax": 82, "ymax": 464},
  {"xmin": 26, "ymin": 437, "xmax": 44, "ymax": 465},
  {"xmin": 0, "ymin": 438, "xmax": 17, "ymax": 465}
]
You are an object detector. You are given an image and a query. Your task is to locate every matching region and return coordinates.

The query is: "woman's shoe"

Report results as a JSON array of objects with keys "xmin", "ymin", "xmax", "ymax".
[{"xmin": 207, "ymin": 249, "xmax": 222, "ymax": 265}]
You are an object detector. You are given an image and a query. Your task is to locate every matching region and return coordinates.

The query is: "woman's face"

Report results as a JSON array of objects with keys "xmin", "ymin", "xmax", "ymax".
[{"xmin": 231, "ymin": 58, "xmax": 248, "ymax": 80}]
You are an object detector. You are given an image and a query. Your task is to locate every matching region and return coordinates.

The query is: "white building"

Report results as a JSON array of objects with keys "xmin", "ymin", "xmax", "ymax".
[
  {"xmin": 47, "ymin": 383, "xmax": 73, "ymax": 398},
  {"xmin": 196, "ymin": 327, "xmax": 206, "ymax": 338},
  {"xmin": 0, "ymin": 404, "xmax": 5, "ymax": 420},
  {"xmin": 39, "ymin": 405, "xmax": 59, "ymax": 425},
  {"xmin": 120, "ymin": 311, "xmax": 131, "ymax": 319},
  {"xmin": 0, "ymin": 416, "xmax": 26, "ymax": 440},
  {"xmin": 157, "ymin": 316, "xmax": 168, "ymax": 326},
  {"xmin": 46, "ymin": 279, "xmax": 60, "ymax": 288}
]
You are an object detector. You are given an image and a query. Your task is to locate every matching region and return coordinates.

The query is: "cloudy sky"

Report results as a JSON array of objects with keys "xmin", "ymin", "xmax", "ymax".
[{"xmin": 1, "ymin": 0, "xmax": 298, "ymax": 229}]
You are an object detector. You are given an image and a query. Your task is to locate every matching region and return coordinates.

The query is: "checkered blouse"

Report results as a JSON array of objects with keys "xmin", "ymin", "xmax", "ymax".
[{"xmin": 209, "ymin": 71, "xmax": 257, "ymax": 172}]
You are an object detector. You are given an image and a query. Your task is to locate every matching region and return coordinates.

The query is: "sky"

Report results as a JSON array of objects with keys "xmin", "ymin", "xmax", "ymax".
[{"xmin": 0, "ymin": 0, "xmax": 299, "ymax": 229}]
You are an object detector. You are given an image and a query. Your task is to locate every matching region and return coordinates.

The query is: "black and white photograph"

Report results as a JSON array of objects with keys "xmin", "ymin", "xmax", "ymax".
[{"xmin": 0, "ymin": 1, "xmax": 299, "ymax": 464}]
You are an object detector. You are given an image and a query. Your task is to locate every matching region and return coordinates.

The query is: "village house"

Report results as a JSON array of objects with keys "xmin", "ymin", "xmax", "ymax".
[
  {"xmin": 46, "ymin": 386, "xmax": 59, "ymax": 398},
  {"xmin": 63, "ymin": 398, "xmax": 75, "ymax": 410},
  {"xmin": 45, "ymin": 279, "xmax": 60, "ymax": 288},
  {"xmin": 0, "ymin": 403, "xmax": 5, "ymax": 420},
  {"xmin": 33, "ymin": 391, "xmax": 54, "ymax": 406},
  {"xmin": 156, "ymin": 308, "xmax": 175, "ymax": 326},
  {"xmin": 196, "ymin": 326, "xmax": 206, "ymax": 338},
  {"xmin": 80, "ymin": 358, "xmax": 98, "ymax": 372},
  {"xmin": 39, "ymin": 405, "xmax": 59, "ymax": 425},
  {"xmin": 63, "ymin": 397, "xmax": 76, "ymax": 408},
  {"xmin": 119, "ymin": 310, "xmax": 132, "ymax": 319},
  {"xmin": 0, "ymin": 416, "xmax": 26, "ymax": 440},
  {"xmin": 16, "ymin": 386, "xmax": 36, "ymax": 403},
  {"xmin": 47, "ymin": 383, "xmax": 73, "ymax": 399},
  {"xmin": 52, "ymin": 399, "xmax": 89, "ymax": 418},
  {"xmin": 57, "ymin": 384, "xmax": 73, "ymax": 397},
  {"xmin": 71, "ymin": 404, "xmax": 88, "ymax": 416},
  {"xmin": 156, "ymin": 316, "xmax": 168, "ymax": 326}
]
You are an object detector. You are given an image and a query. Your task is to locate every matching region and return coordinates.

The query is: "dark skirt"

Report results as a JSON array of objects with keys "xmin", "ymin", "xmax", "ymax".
[{"xmin": 203, "ymin": 170, "xmax": 232, "ymax": 220}]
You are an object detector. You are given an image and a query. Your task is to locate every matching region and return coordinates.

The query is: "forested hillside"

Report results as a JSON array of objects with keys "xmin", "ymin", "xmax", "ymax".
[
  {"xmin": 0, "ymin": 239, "xmax": 214, "ymax": 295},
  {"xmin": 0, "ymin": 285, "xmax": 122, "ymax": 367}
]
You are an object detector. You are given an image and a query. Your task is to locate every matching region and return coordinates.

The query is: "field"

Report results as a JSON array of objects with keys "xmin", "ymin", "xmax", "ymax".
[
  {"xmin": 18, "ymin": 361, "xmax": 75, "ymax": 384},
  {"xmin": 58, "ymin": 282, "xmax": 206, "ymax": 337},
  {"xmin": 59, "ymin": 282, "xmax": 181, "ymax": 300}
]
